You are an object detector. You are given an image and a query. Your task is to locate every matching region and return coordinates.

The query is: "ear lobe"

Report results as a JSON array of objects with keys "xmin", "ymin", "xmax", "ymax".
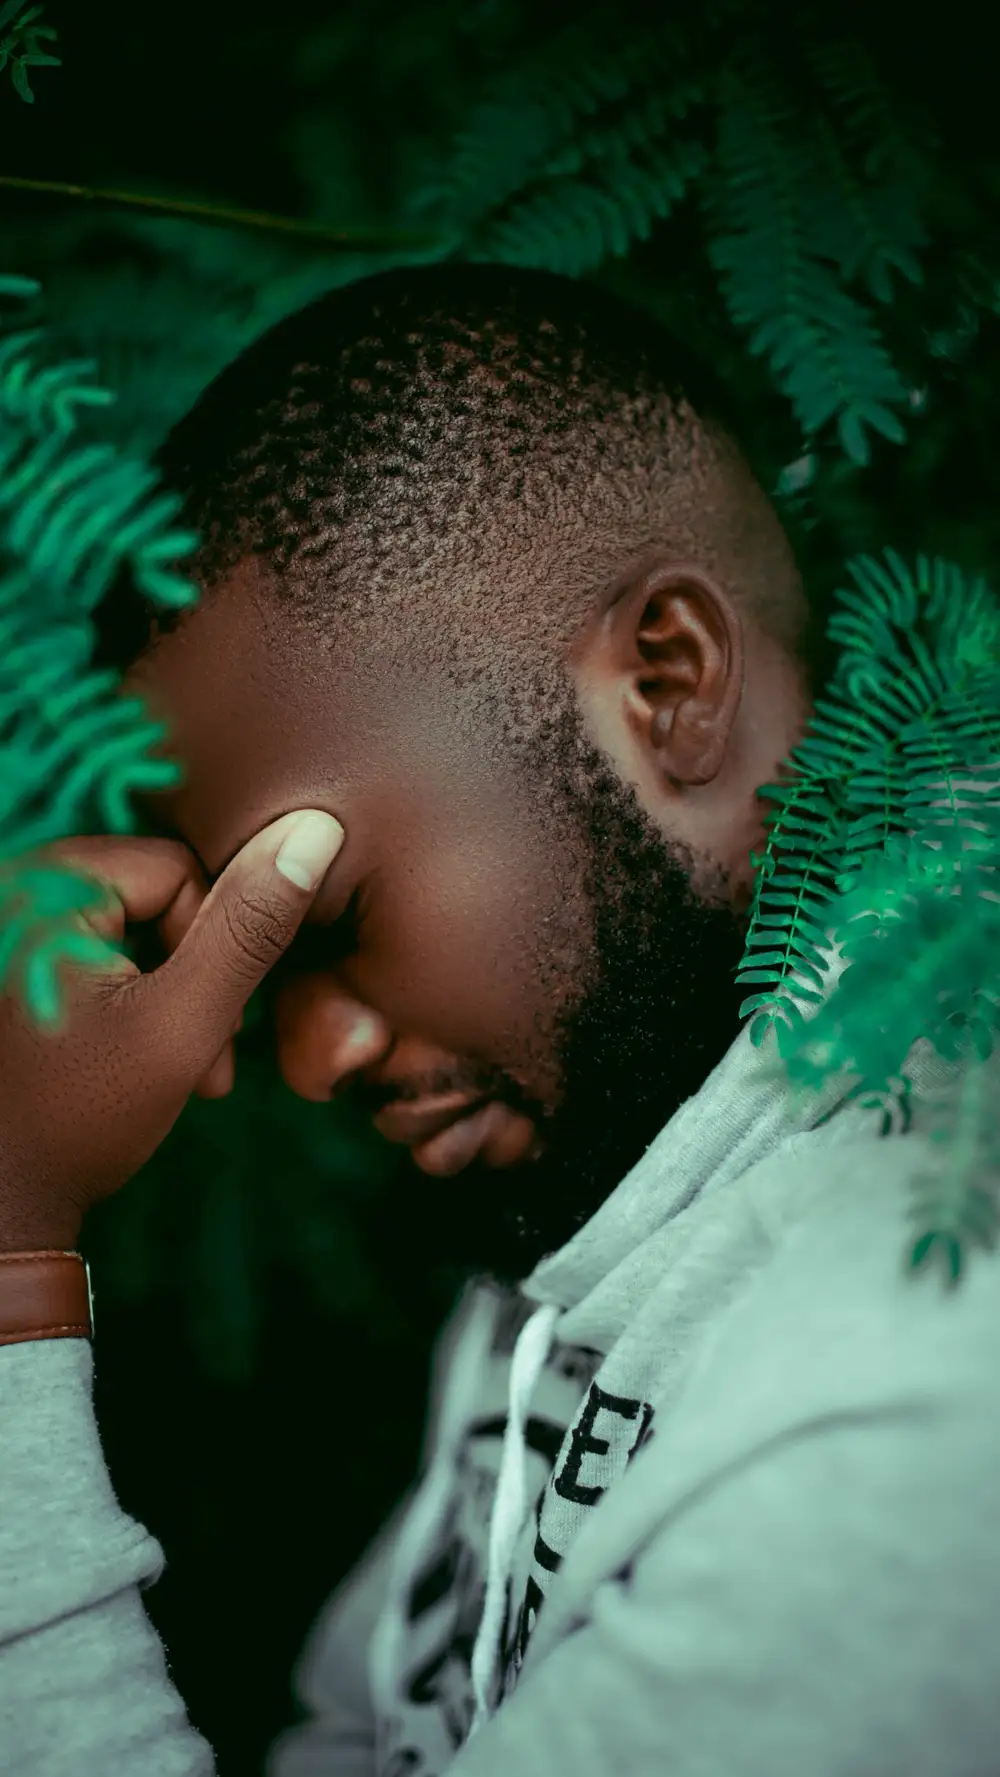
[
  {"xmin": 649, "ymin": 703, "xmax": 728, "ymax": 786},
  {"xmin": 628, "ymin": 571, "xmax": 745, "ymax": 789}
]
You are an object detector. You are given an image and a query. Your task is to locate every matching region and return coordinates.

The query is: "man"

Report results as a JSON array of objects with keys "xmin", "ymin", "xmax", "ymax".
[{"xmin": 3, "ymin": 265, "xmax": 999, "ymax": 1775}]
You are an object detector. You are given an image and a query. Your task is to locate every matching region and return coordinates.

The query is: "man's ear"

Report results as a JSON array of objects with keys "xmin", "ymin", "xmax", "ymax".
[{"xmin": 574, "ymin": 559, "xmax": 746, "ymax": 789}]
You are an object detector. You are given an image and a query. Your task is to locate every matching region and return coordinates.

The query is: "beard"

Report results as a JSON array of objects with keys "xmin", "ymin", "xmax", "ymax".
[{"xmin": 405, "ymin": 685, "xmax": 752, "ymax": 1292}]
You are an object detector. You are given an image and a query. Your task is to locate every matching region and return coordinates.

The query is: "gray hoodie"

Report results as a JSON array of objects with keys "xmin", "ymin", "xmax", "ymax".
[{"xmin": 3, "ymin": 949, "xmax": 1000, "ymax": 1777}]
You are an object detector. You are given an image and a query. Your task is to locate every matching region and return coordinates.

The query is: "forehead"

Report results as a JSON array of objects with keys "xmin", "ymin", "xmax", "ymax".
[{"xmin": 123, "ymin": 561, "xmax": 512, "ymax": 885}]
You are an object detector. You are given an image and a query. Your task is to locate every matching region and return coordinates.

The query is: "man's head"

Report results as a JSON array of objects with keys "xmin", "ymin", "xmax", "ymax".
[{"xmin": 95, "ymin": 264, "xmax": 816, "ymax": 1286}]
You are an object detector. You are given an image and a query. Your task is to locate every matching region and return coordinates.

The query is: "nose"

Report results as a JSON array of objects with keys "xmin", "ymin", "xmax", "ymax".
[
  {"xmin": 272, "ymin": 970, "xmax": 544, "ymax": 1175},
  {"xmin": 272, "ymin": 971, "xmax": 394, "ymax": 1103}
]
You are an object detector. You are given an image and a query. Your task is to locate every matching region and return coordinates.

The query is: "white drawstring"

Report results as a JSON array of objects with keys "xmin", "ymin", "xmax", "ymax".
[
  {"xmin": 467, "ymin": 1301, "xmax": 562, "ymax": 1740},
  {"xmin": 367, "ymin": 1288, "xmax": 498, "ymax": 1732}
]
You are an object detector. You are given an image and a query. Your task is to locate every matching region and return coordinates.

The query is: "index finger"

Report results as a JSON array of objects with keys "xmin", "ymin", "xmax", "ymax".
[{"xmin": 42, "ymin": 834, "xmax": 205, "ymax": 937}]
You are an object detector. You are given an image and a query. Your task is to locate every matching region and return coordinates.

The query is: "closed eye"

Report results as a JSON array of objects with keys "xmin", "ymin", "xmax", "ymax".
[{"xmin": 282, "ymin": 888, "xmax": 364, "ymax": 973}]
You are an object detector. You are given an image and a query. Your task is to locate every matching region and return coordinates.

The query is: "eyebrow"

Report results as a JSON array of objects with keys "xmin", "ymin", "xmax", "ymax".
[{"xmin": 137, "ymin": 805, "xmax": 354, "ymax": 942}]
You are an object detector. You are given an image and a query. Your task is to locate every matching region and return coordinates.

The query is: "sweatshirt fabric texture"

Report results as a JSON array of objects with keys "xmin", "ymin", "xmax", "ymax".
[{"xmin": 3, "ymin": 950, "xmax": 1000, "ymax": 1777}]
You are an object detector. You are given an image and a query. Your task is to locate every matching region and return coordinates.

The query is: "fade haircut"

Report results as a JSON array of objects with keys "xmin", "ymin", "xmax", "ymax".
[{"xmin": 92, "ymin": 263, "xmax": 811, "ymax": 717}]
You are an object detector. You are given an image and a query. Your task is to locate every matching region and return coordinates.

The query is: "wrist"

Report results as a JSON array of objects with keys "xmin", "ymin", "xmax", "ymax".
[
  {"xmin": 0, "ymin": 1220, "xmax": 82, "ymax": 1256},
  {"xmin": 0, "ymin": 1246, "xmax": 94, "ymax": 1345}
]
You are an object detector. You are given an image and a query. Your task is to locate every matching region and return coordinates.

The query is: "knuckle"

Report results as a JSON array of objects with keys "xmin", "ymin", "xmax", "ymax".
[{"xmin": 219, "ymin": 890, "xmax": 286, "ymax": 974}]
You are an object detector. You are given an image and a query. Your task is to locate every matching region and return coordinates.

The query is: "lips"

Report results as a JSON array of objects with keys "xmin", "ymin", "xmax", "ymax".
[
  {"xmin": 372, "ymin": 1093, "xmax": 542, "ymax": 1175},
  {"xmin": 372, "ymin": 1092, "xmax": 487, "ymax": 1147}
]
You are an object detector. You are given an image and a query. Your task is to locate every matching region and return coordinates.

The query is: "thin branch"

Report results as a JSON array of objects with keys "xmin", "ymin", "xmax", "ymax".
[{"xmin": 0, "ymin": 174, "xmax": 446, "ymax": 251}]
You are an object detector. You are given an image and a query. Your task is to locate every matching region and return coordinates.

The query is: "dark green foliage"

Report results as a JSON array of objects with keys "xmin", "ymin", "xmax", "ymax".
[
  {"xmin": 391, "ymin": 6, "xmax": 950, "ymax": 463},
  {"xmin": 704, "ymin": 42, "xmax": 914, "ymax": 464},
  {"xmin": 737, "ymin": 550, "xmax": 1000, "ymax": 1281},
  {"xmin": 0, "ymin": 0, "xmax": 59, "ymax": 104},
  {"xmin": 90, "ymin": 1036, "xmax": 407, "ymax": 1385},
  {"xmin": 0, "ymin": 278, "xmax": 197, "ymax": 1026}
]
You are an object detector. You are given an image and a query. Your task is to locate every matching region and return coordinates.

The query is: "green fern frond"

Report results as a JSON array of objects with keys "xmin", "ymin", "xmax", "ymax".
[
  {"xmin": 0, "ymin": 0, "xmax": 59, "ymax": 103},
  {"xmin": 0, "ymin": 306, "xmax": 202, "ymax": 616},
  {"xmin": 743, "ymin": 551, "xmax": 1000, "ymax": 1066},
  {"xmin": 804, "ymin": 34, "xmax": 936, "ymax": 191},
  {"xmin": 736, "ymin": 782, "xmax": 850, "ymax": 1049},
  {"xmin": 10, "ymin": 213, "xmax": 371, "ymax": 459},
  {"xmin": 908, "ymin": 1051, "xmax": 1000, "ymax": 1289},
  {"xmin": 0, "ymin": 326, "xmax": 115, "ymax": 433},
  {"xmin": 0, "ymin": 282, "xmax": 201, "ymax": 1026},
  {"xmin": 830, "ymin": 555, "xmax": 1000, "ymax": 799},
  {"xmin": 0, "ymin": 274, "xmax": 41, "ymax": 300},
  {"xmin": 538, "ymin": 78, "xmax": 708, "ymax": 181},
  {"xmin": 783, "ymin": 830, "xmax": 1000, "ymax": 1095},
  {"xmin": 803, "ymin": 110, "xmax": 925, "ymax": 307},
  {"xmin": 418, "ymin": 13, "xmax": 702, "ymax": 231},
  {"xmin": 703, "ymin": 45, "xmax": 910, "ymax": 463},
  {"xmin": 749, "ymin": 550, "xmax": 1000, "ymax": 1285},
  {"xmin": 469, "ymin": 140, "xmax": 708, "ymax": 277},
  {"xmin": 0, "ymin": 424, "xmax": 200, "ymax": 618},
  {"xmin": 737, "ymin": 689, "xmax": 893, "ymax": 1048}
]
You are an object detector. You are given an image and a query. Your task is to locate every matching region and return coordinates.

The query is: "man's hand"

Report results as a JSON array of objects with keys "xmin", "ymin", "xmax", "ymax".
[{"xmin": 0, "ymin": 809, "xmax": 345, "ymax": 1253}]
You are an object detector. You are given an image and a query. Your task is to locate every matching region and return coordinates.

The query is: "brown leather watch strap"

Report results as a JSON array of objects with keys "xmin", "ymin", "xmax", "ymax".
[{"xmin": 0, "ymin": 1251, "xmax": 94, "ymax": 1346}]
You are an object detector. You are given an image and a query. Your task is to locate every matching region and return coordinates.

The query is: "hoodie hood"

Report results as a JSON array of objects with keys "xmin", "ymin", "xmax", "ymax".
[
  {"xmin": 464, "ymin": 946, "xmax": 870, "ymax": 1734},
  {"xmin": 365, "ymin": 942, "xmax": 853, "ymax": 1734},
  {"xmin": 364, "ymin": 934, "xmax": 965, "ymax": 1765},
  {"xmin": 519, "ymin": 957, "xmax": 855, "ymax": 1344}
]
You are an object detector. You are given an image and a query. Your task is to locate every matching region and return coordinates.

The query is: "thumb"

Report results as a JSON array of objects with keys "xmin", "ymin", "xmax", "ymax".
[{"xmin": 150, "ymin": 808, "xmax": 345, "ymax": 1073}]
